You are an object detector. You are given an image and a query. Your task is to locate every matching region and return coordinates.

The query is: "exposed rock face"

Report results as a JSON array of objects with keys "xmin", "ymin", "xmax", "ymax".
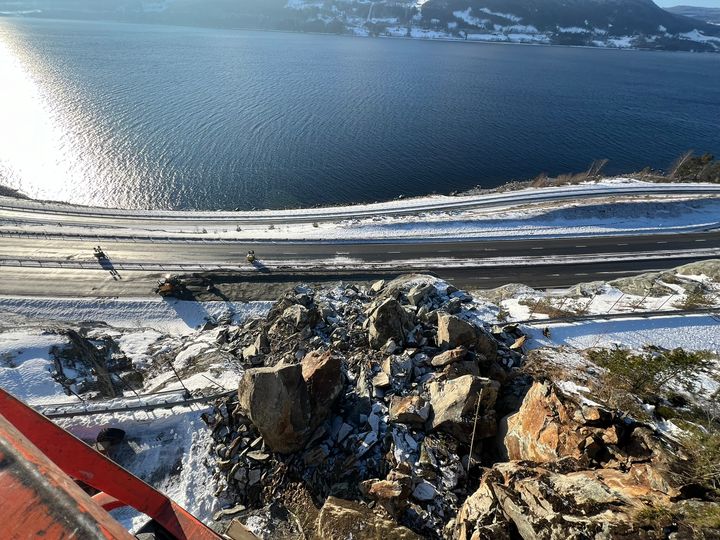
[
  {"xmin": 429, "ymin": 375, "xmax": 500, "ymax": 443},
  {"xmin": 237, "ymin": 364, "xmax": 312, "ymax": 454},
  {"xmin": 453, "ymin": 460, "xmax": 676, "ymax": 540},
  {"xmin": 503, "ymin": 381, "xmax": 680, "ymax": 497},
  {"xmin": 367, "ymin": 298, "xmax": 413, "ymax": 349},
  {"xmin": 452, "ymin": 378, "xmax": 690, "ymax": 539},
  {"xmin": 302, "ymin": 350, "xmax": 343, "ymax": 421},
  {"xmin": 504, "ymin": 380, "xmax": 592, "ymax": 462},
  {"xmin": 316, "ymin": 497, "xmax": 421, "ymax": 540}
]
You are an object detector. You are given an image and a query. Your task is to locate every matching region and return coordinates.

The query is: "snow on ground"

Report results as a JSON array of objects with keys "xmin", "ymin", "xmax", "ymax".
[
  {"xmin": 0, "ymin": 294, "xmax": 266, "ymax": 530},
  {"xmin": 0, "ymin": 330, "xmax": 75, "ymax": 405},
  {"xmin": 4, "ymin": 184, "xmax": 719, "ymax": 243},
  {"xmin": 524, "ymin": 314, "xmax": 720, "ymax": 353},
  {"xmin": 0, "ymin": 296, "xmax": 272, "ymax": 334},
  {"xmin": 495, "ymin": 269, "xmax": 719, "ymax": 324},
  {"xmin": 59, "ymin": 404, "xmax": 220, "ymax": 531}
]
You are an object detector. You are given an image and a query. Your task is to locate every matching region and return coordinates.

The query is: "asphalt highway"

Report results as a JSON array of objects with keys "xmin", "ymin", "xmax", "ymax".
[
  {"xmin": 0, "ymin": 232, "xmax": 717, "ymax": 299},
  {"xmin": 2, "ymin": 186, "xmax": 720, "ymax": 300},
  {"xmin": 0, "ymin": 231, "xmax": 718, "ymax": 267}
]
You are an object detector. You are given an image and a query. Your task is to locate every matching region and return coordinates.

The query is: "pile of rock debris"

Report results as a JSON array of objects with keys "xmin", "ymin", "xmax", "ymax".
[{"xmin": 199, "ymin": 275, "xmax": 716, "ymax": 540}]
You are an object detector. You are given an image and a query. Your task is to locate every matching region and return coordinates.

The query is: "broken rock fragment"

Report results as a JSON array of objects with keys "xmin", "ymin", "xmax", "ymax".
[
  {"xmin": 367, "ymin": 298, "xmax": 413, "ymax": 349},
  {"xmin": 389, "ymin": 395, "xmax": 431, "ymax": 427},
  {"xmin": 430, "ymin": 346, "xmax": 467, "ymax": 367},
  {"xmin": 429, "ymin": 375, "xmax": 500, "ymax": 443},
  {"xmin": 316, "ymin": 497, "xmax": 421, "ymax": 540},
  {"xmin": 436, "ymin": 313, "xmax": 477, "ymax": 348}
]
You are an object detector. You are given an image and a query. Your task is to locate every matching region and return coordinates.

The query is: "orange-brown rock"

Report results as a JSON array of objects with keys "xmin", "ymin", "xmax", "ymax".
[
  {"xmin": 316, "ymin": 496, "xmax": 420, "ymax": 540},
  {"xmin": 504, "ymin": 381, "xmax": 588, "ymax": 462},
  {"xmin": 452, "ymin": 461, "xmax": 677, "ymax": 540}
]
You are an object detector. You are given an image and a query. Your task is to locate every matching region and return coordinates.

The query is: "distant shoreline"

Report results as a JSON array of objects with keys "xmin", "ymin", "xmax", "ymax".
[{"xmin": 1, "ymin": 14, "xmax": 719, "ymax": 55}]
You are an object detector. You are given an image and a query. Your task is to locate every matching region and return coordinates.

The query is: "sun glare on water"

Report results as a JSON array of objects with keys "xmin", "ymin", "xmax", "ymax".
[{"xmin": 0, "ymin": 25, "xmax": 85, "ymax": 201}]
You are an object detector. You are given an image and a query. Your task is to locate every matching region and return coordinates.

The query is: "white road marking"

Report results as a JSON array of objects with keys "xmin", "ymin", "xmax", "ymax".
[{"xmin": 695, "ymin": 239, "xmax": 707, "ymax": 242}]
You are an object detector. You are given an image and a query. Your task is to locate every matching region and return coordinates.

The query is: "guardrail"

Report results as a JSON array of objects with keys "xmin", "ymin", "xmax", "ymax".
[
  {"xmin": 512, "ymin": 307, "xmax": 720, "ymax": 326},
  {"xmin": 38, "ymin": 389, "xmax": 235, "ymax": 419}
]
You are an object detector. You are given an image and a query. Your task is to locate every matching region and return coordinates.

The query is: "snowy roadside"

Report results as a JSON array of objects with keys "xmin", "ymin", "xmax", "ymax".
[{"xmin": 4, "ymin": 192, "xmax": 720, "ymax": 243}]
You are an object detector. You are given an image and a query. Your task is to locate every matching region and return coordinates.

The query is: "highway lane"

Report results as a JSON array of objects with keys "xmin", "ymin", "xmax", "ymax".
[
  {"xmin": 0, "ymin": 231, "xmax": 719, "ymax": 267},
  {"xmin": 0, "ymin": 257, "xmax": 713, "ymax": 300}
]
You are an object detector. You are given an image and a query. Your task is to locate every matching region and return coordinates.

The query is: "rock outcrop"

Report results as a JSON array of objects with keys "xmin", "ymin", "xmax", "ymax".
[
  {"xmin": 453, "ymin": 460, "xmax": 676, "ymax": 540},
  {"xmin": 203, "ymin": 275, "xmax": 715, "ymax": 539}
]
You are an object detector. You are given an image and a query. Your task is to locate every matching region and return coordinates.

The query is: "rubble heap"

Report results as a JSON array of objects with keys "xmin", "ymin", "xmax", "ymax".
[{"xmin": 199, "ymin": 275, "xmax": 719, "ymax": 539}]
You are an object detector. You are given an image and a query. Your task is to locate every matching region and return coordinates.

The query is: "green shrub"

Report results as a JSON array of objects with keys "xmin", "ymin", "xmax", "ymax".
[
  {"xmin": 676, "ymin": 289, "xmax": 716, "ymax": 310},
  {"xmin": 587, "ymin": 346, "xmax": 714, "ymax": 396},
  {"xmin": 680, "ymin": 424, "xmax": 720, "ymax": 493}
]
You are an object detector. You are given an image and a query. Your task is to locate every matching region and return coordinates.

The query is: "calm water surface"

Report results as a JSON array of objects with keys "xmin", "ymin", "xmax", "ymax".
[{"xmin": 1, "ymin": 18, "xmax": 719, "ymax": 210}]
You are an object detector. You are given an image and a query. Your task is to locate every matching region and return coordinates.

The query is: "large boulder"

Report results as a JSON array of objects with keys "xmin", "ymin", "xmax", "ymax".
[
  {"xmin": 367, "ymin": 298, "xmax": 413, "ymax": 349},
  {"xmin": 316, "ymin": 497, "xmax": 420, "ymax": 540},
  {"xmin": 429, "ymin": 375, "xmax": 500, "ymax": 443},
  {"xmin": 237, "ymin": 364, "xmax": 312, "ymax": 453}
]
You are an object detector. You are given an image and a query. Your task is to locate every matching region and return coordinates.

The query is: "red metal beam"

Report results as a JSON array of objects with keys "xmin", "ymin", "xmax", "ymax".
[
  {"xmin": 0, "ymin": 412, "xmax": 135, "ymax": 539},
  {"xmin": 0, "ymin": 388, "xmax": 221, "ymax": 540}
]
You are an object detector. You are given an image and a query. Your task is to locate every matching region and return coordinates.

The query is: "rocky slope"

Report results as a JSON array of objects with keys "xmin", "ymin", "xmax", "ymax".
[
  {"xmin": 193, "ymin": 275, "xmax": 720, "ymax": 539},
  {"xmin": 3, "ymin": 0, "xmax": 719, "ymax": 51},
  {"xmin": 666, "ymin": 6, "xmax": 720, "ymax": 25}
]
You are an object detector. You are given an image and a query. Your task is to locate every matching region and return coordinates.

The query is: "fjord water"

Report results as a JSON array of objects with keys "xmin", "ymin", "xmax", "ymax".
[{"xmin": 1, "ymin": 18, "xmax": 719, "ymax": 210}]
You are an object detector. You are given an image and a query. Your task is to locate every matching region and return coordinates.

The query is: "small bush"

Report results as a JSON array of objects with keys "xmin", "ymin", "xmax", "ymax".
[
  {"xmin": 587, "ymin": 346, "xmax": 715, "ymax": 396},
  {"xmin": 673, "ymin": 152, "xmax": 720, "ymax": 183},
  {"xmin": 685, "ymin": 503, "xmax": 720, "ymax": 529},
  {"xmin": 680, "ymin": 427, "xmax": 720, "ymax": 493},
  {"xmin": 676, "ymin": 289, "xmax": 716, "ymax": 310},
  {"xmin": 519, "ymin": 298, "xmax": 577, "ymax": 319}
]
